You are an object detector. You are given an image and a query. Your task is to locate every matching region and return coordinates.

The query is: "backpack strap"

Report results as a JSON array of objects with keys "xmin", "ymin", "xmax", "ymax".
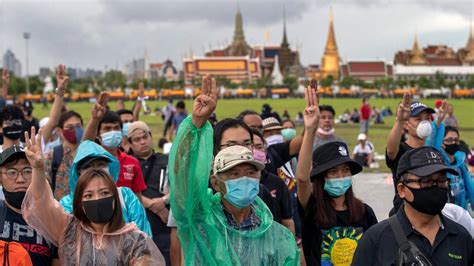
[
  {"xmin": 0, "ymin": 200, "xmax": 6, "ymax": 234},
  {"xmin": 51, "ymin": 145, "xmax": 64, "ymax": 192}
]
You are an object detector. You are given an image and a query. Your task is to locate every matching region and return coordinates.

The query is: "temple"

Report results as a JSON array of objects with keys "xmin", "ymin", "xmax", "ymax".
[{"xmin": 320, "ymin": 8, "xmax": 341, "ymax": 80}]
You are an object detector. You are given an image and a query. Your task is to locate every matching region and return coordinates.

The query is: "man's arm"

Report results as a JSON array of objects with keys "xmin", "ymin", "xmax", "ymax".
[
  {"xmin": 386, "ymin": 92, "xmax": 411, "ymax": 160},
  {"xmin": 82, "ymin": 92, "xmax": 109, "ymax": 141},
  {"xmin": 43, "ymin": 64, "xmax": 68, "ymax": 142},
  {"xmin": 132, "ymin": 82, "xmax": 144, "ymax": 121}
]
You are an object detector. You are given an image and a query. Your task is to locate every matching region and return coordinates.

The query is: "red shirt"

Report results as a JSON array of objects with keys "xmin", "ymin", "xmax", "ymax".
[
  {"xmin": 116, "ymin": 149, "xmax": 147, "ymax": 193},
  {"xmin": 360, "ymin": 104, "xmax": 371, "ymax": 120}
]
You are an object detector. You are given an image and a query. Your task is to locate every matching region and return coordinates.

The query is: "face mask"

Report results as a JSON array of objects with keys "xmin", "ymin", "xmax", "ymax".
[
  {"xmin": 0, "ymin": 133, "xmax": 3, "ymax": 145},
  {"xmin": 414, "ymin": 120, "xmax": 432, "ymax": 139},
  {"xmin": 253, "ymin": 149, "xmax": 267, "ymax": 164},
  {"xmin": 404, "ymin": 186, "xmax": 448, "ymax": 215},
  {"xmin": 100, "ymin": 131, "xmax": 122, "ymax": 148},
  {"xmin": 82, "ymin": 196, "xmax": 115, "ymax": 224},
  {"xmin": 265, "ymin": 134, "xmax": 284, "ymax": 146},
  {"xmin": 317, "ymin": 127, "xmax": 335, "ymax": 136},
  {"xmin": 444, "ymin": 144, "xmax": 459, "ymax": 155},
  {"xmin": 324, "ymin": 176, "xmax": 352, "ymax": 197},
  {"xmin": 122, "ymin": 122, "xmax": 131, "ymax": 137},
  {"xmin": 25, "ymin": 110, "xmax": 33, "ymax": 117},
  {"xmin": 3, "ymin": 125, "xmax": 22, "ymax": 140},
  {"xmin": 221, "ymin": 176, "xmax": 260, "ymax": 209},
  {"xmin": 281, "ymin": 128, "xmax": 296, "ymax": 141},
  {"xmin": 45, "ymin": 138, "xmax": 62, "ymax": 151},
  {"xmin": 2, "ymin": 187, "xmax": 26, "ymax": 209},
  {"xmin": 63, "ymin": 127, "xmax": 84, "ymax": 144}
]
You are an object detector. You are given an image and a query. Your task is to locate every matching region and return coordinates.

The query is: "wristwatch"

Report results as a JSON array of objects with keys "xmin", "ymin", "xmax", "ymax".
[{"xmin": 55, "ymin": 88, "xmax": 64, "ymax": 97}]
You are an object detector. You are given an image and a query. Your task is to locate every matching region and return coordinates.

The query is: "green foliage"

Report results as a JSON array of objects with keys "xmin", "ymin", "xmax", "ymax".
[
  {"xmin": 283, "ymin": 76, "xmax": 298, "ymax": 91},
  {"xmin": 320, "ymin": 75, "xmax": 334, "ymax": 87}
]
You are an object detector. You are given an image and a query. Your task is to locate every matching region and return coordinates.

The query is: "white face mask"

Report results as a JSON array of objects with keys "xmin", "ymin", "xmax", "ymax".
[
  {"xmin": 317, "ymin": 127, "xmax": 335, "ymax": 136},
  {"xmin": 415, "ymin": 120, "xmax": 432, "ymax": 139},
  {"xmin": 265, "ymin": 134, "xmax": 284, "ymax": 146}
]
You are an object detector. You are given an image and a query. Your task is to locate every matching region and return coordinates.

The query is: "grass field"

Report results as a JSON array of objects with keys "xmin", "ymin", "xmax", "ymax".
[{"xmin": 32, "ymin": 97, "xmax": 474, "ymax": 173}]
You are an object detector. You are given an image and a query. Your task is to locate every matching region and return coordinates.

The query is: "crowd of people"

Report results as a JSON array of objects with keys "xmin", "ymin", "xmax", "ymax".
[{"xmin": 0, "ymin": 65, "xmax": 473, "ymax": 265}]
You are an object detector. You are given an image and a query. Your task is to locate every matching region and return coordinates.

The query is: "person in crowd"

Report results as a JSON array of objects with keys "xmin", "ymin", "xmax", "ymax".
[
  {"xmin": 237, "ymin": 109, "xmax": 263, "ymax": 133},
  {"xmin": 282, "ymin": 109, "xmax": 290, "ymax": 121},
  {"xmin": 350, "ymin": 108, "xmax": 360, "ymax": 123},
  {"xmin": 281, "ymin": 119, "xmax": 297, "ymax": 141},
  {"xmin": 20, "ymin": 100, "xmax": 39, "ymax": 143},
  {"xmin": 0, "ymin": 145, "xmax": 60, "ymax": 265},
  {"xmin": 433, "ymin": 126, "xmax": 474, "ymax": 211},
  {"xmin": 83, "ymin": 94, "xmax": 147, "ymax": 201},
  {"xmin": 169, "ymin": 100, "xmax": 187, "ymax": 139},
  {"xmin": 352, "ymin": 133, "xmax": 375, "ymax": 167},
  {"xmin": 168, "ymin": 74, "xmax": 299, "ymax": 264},
  {"xmin": 0, "ymin": 68, "xmax": 9, "ymax": 110},
  {"xmin": 261, "ymin": 103, "xmax": 281, "ymax": 122},
  {"xmin": 444, "ymin": 104, "xmax": 458, "ymax": 128},
  {"xmin": 360, "ymin": 97, "xmax": 371, "ymax": 133},
  {"xmin": 373, "ymin": 107, "xmax": 384, "ymax": 124},
  {"xmin": 127, "ymin": 121, "xmax": 171, "ymax": 264},
  {"xmin": 312, "ymin": 105, "xmax": 343, "ymax": 150},
  {"xmin": 352, "ymin": 147, "xmax": 472, "ymax": 265},
  {"xmin": 339, "ymin": 109, "xmax": 351, "ymax": 123},
  {"xmin": 39, "ymin": 117, "xmax": 61, "ymax": 155},
  {"xmin": 117, "ymin": 82, "xmax": 145, "ymax": 153},
  {"xmin": 58, "ymin": 140, "xmax": 152, "ymax": 236},
  {"xmin": 162, "ymin": 100, "xmax": 175, "ymax": 137},
  {"xmin": 297, "ymin": 86, "xmax": 377, "ymax": 265},
  {"xmin": 21, "ymin": 128, "xmax": 164, "ymax": 265},
  {"xmin": 295, "ymin": 112, "xmax": 304, "ymax": 125},
  {"xmin": 262, "ymin": 117, "xmax": 285, "ymax": 146},
  {"xmin": 386, "ymin": 93, "xmax": 447, "ymax": 215},
  {"xmin": 0, "ymin": 105, "xmax": 25, "ymax": 151}
]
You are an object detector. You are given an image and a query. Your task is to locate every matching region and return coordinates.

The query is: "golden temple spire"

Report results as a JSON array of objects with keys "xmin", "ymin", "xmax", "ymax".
[
  {"xmin": 320, "ymin": 6, "xmax": 340, "ymax": 80},
  {"xmin": 466, "ymin": 23, "xmax": 474, "ymax": 51},
  {"xmin": 410, "ymin": 33, "xmax": 426, "ymax": 65},
  {"xmin": 324, "ymin": 6, "xmax": 338, "ymax": 53}
]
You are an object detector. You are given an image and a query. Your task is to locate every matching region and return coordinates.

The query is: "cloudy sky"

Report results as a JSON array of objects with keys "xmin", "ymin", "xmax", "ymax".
[{"xmin": 1, "ymin": 0, "xmax": 474, "ymax": 75}]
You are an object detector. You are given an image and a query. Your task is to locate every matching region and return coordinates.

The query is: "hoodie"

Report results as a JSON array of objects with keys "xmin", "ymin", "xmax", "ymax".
[{"xmin": 59, "ymin": 140, "xmax": 152, "ymax": 236}]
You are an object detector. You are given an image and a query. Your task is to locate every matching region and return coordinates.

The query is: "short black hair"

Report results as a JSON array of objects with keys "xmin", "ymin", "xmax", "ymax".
[
  {"xmin": 0, "ymin": 105, "xmax": 25, "ymax": 125},
  {"xmin": 250, "ymin": 128, "xmax": 266, "ymax": 145},
  {"xmin": 116, "ymin": 109, "xmax": 134, "ymax": 117},
  {"xmin": 98, "ymin": 111, "xmax": 122, "ymax": 133},
  {"xmin": 444, "ymin": 126, "xmax": 460, "ymax": 137},
  {"xmin": 281, "ymin": 119, "xmax": 296, "ymax": 127},
  {"xmin": 319, "ymin": 105, "xmax": 336, "ymax": 116},
  {"xmin": 58, "ymin": 111, "xmax": 83, "ymax": 128},
  {"xmin": 236, "ymin": 110, "xmax": 259, "ymax": 122},
  {"xmin": 213, "ymin": 118, "xmax": 253, "ymax": 156},
  {"xmin": 176, "ymin": 101, "xmax": 185, "ymax": 109}
]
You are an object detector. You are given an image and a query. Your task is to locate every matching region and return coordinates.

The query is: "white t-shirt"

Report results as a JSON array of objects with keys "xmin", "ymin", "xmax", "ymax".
[
  {"xmin": 442, "ymin": 203, "xmax": 474, "ymax": 239},
  {"xmin": 353, "ymin": 141, "xmax": 374, "ymax": 155}
]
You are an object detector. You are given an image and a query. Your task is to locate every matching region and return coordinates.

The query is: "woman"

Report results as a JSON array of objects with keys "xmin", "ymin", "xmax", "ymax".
[
  {"xmin": 297, "ymin": 87, "xmax": 377, "ymax": 266},
  {"xmin": 21, "ymin": 128, "xmax": 164, "ymax": 265}
]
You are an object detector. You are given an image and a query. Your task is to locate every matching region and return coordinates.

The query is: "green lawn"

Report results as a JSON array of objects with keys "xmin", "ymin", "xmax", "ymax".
[{"xmin": 33, "ymin": 97, "xmax": 474, "ymax": 173}]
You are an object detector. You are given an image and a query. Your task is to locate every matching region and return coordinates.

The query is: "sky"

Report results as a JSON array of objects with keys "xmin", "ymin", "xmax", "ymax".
[{"xmin": 1, "ymin": 0, "xmax": 474, "ymax": 76}]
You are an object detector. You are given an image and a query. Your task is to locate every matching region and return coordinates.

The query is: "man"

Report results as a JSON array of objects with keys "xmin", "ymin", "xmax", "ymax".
[
  {"xmin": 352, "ymin": 146, "xmax": 472, "ymax": 265},
  {"xmin": 444, "ymin": 104, "xmax": 458, "ymax": 128},
  {"xmin": 162, "ymin": 100, "xmax": 175, "ymax": 137},
  {"xmin": 20, "ymin": 100, "xmax": 39, "ymax": 143},
  {"xmin": 169, "ymin": 100, "xmax": 187, "ymax": 139},
  {"xmin": 237, "ymin": 110, "xmax": 263, "ymax": 133},
  {"xmin": 0, "ymin": 105, "xmax": 26, "ymax": 151},
  {"xmin": 0, "ymin": 145, "xmax": 59, "ymax": 265},
  {"xmin": 386, "ymin": 92, "xmax": 446, "ymax": 213},
  {"xmin": 312, "ymin": 105, "xmax": 344, "ymax": 150},
  {"xmin": 352, "ymin": 133, "xmax": 375, "ymax": 167},
  {"xmin": 127, "ymin": 121, "xmax": 171, "ymax": 264},
  {"xmin": 360, "ymin": 97, "xmax": 371, "ymax": 134},
  {"xmin": 262, "ymin": 117, "xmax": 284, "ymax": 146},
  {"xmin": 83, "ymin": 94, "xmax": 147, "ymax": 201}
]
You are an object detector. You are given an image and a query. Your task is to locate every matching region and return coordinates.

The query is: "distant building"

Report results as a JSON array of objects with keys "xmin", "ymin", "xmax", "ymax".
[
  {"xmin": 126, "ymin": 58, "xmax": 148, "ymax": 80},
  {"xmin": 39, "ymin": 67, "xmax": 51, "ymax": 80},
  {"xmin": 149, "ymin": 60, "xmax": 179, "ymax": 82},
  {"xmin": 3, "ymin": 49, "xmax": 21, "ymax": 77},
  {"xmin": 340, "ymin": 60, "xmax": 393, "ymax": 82},
  {"xmin": 67, "ymin": 67, "xmax": 102, "ymax": 80}
]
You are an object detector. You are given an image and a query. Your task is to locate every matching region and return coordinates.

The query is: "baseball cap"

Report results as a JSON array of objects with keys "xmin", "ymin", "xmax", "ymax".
[
  {"xmin": 76, "ymin": 155, "xmax": 111, "ymax": 172},
  {"xmin": 357, "ymin": 133, "xmax": 367, "ymax": 141},
  {"xmin": 397, "ymin": 146, "xmax": 458, "ymax": 181},
  {"xmin": 262, "ymin": 117, "xmax": 283, "ymax": 131},
  {"xmin": 0, "ymin": 145, "xmax": 26, "ymax": 166},
  {"xmin": 410, "ymin": 102, "xmax": 435, "ymax": 117},
  {"xmin": 213, "ymin": 146, "xmax": 265, "ymax": 175},
  {"xmin": 127, "ymin": 121, "xmax": 151, "ymax": 138}
]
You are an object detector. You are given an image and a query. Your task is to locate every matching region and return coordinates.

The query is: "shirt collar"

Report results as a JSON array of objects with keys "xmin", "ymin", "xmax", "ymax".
[
  {"xmin": 223, "ymin": 205, "xmax": 261, "ymax": 231},
  {"xmin": 397, "ymin": 203, "xmax": 458, "ymax": 236}
]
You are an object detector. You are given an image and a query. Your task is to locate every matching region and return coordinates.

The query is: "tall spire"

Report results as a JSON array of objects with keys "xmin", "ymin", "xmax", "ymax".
[
  {"xmin": 324, "ymin": 6, "xmax": 338, "ymax": 52},
  {"xmin": 271, "ymin": 55, "xmax": 283, "ymax": 85},
  {"xmin": 410, "ymin": 33, "xmax": 426, "ymax": 65},
  {"xmin": 228, "ymin": 8, "xmax": 250, "ymax": 56},
  {"xmin": 281, "ymin": 6, "xmax": 289, "ymax": 47},
  {"xmin": 466, "ymin": 23, "xmax": 474, "ymax": 51},
  {"xmin": 321, "ymin": 6, "xmax": 340, "ymax": 80}
]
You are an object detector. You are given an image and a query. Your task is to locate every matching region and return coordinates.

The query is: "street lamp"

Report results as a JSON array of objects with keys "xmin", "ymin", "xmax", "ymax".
[{"xmin": 23, "ymin": 32, "xmax": 31, "ymax": 95}]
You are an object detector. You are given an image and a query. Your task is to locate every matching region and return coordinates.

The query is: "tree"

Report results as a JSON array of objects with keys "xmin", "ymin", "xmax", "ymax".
[
  {"xmin": 320, "ymin": 75, "xmax": 334, "ymax": 87},
  {"xmin": 103, "ymin": 70, "xmax": 126, "ymax": 89},
  {"xmin": 283, "ymin": 76, "xmax": 298, "ymax": 91},
  {"xmin": 340, "ymin": 76, "xmax": 355, "ymax": 88},
  {"xmin": 434, "ymin": 71, "xmax": 446, "ymax": 88},
  {"xmin": 417, "ymin": 77, "xmax": 434, "ymax": 89}
]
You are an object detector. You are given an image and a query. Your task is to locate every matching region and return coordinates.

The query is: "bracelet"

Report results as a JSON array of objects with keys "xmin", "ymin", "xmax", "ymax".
[{"xmin": 55, "ymin": 88, "xmax": 65, "ymax": 97}]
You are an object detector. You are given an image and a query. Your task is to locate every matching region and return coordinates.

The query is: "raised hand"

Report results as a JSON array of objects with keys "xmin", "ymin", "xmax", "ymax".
[
  {"xmin": 91, "ymin": 92, "xmax": 110, "ymax": 120},
  {"xmin": 303, "ymin": 86, "xmax": 320, "ymax": 131},
  {"xmin": 192, "ymin": 74, "xmax": 217, "ymax": 128},
  {"xmin": 396, "ymin": 91, "xmax": 412, "ymax": 123},
  {"xmin": 24, "ymin": 127, "xmax": 44, "ymax": 169},
  {"xmin": 2, "ymin": 68, "xmax": 10, "ymax": 87},
  {"xmin": 437, "ymin": 100, "xmax": 448, "ymax": 121},
  {"xmin": 138, "ymin": 82, "xmax": 145, "ymax": 98},
  {"xmin": 56, "ymin": 64, "xmax": 69, "ymax": 95}
]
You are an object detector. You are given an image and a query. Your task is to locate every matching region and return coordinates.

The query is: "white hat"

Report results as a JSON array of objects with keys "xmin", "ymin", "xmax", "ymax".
[{"xmin": 357, "ymin": 133, "xmax": 367, "ymax": 141}]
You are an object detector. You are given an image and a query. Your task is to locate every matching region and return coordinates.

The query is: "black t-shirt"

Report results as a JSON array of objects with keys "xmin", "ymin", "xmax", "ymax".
[
  {"xmin": 0, "ymin": 206, "xmax": 57, "ymax": 265},
  {"xmin": 266, "ymin": 141, "xmax": 293, "ymax": 176},
  {"xmin": 298, "ymin": 196, "xmax": 378, "ymax": 266},
  {"xmin": 260, "ymin": 170, "xmax": 292, "ymax": 223},
  {"xmin": 258, "ymin": 184, "xmax": 277, "ymax": 220},
  {"xmin": 386, "ymin": 142, "xmax": 414, "ymax": 214}
]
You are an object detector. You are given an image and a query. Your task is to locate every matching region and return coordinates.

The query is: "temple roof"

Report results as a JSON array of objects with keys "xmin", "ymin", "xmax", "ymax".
[{"xmin": 324, "ymin": 7, "xmax": 338, "ymax": 53}]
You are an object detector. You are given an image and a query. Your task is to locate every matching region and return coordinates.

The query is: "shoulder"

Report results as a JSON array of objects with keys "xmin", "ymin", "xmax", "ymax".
[
  {"xmin": 442, "ymin": 214, "xmax": 473, "ymax": 240},
  {"xmin": 360, "ymin": 218, "xmax": 391, "ymax": 242}
]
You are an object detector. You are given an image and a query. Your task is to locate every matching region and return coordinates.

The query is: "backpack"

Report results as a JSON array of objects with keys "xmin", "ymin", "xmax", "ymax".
[
  {"xmin": 389, "ymin": 215, "xmax": 433, "ymax": 266},
  {"xmin": 0, "ymin": 200, "xmax": 33, "ymax": 266},
  {"xmin": 51, "ymin": 145, "xmax": 64, "ymax": 192}
]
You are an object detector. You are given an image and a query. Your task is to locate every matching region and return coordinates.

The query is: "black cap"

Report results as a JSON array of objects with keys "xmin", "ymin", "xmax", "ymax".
[
  {"xmin": 0, "ymin": 145, "xmax": 26, "ymax": 166},
  {"xmin": 76, "ymin": 155, "xmax": 111, "ymax": 171},
  {"xmin": 22, "ymin": 100, "xmax": 34, "ymax": 110},
  {"xmin": 310, "ymin": 141, "xmax": 363, "ymax": 181},
  {"xmin": 397, "ymin": 146, "xmax": 458, "ymax": 181},
  {"xmin": 410, "ymin": 102, "xmax": 435, "ymax": 117}
]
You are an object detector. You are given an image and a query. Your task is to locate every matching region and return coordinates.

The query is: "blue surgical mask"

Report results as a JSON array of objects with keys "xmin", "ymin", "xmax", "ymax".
[
  {"xmin": 100, "ymin": 131, "xmax": 122, "ymax": 148},
  {"xmin": 45, "ymin": 138, "xmax": 62, "ymax": 151},
  {"xmin": 324, "ymin": 176, "xmax": 352, "ymax": 197},
  {"xmin": 122, "ymin": 122, "xmax": 131, "ymax": 137},
  {"xmin": 281, "ymin": 128, "xmax": 296, "ymax": 141},
  {"xmin": 221, "ymin": 176, "xmax": 260, "ymax": 208}
]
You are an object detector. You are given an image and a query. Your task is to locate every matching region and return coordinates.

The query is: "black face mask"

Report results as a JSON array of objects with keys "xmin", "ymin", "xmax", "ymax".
[
  {"xmin": 0, "ymin": 133, "xmax": 3, "ymax": 145},
  {"xmin": 82, "ymin": 196, "xmax": 115, "ymax": 224},
  {"xmin": 444, "ymin": 144, "xmax": 459, "ymax": 156},
  {"xmin": 2, "ymin": 187, "xmax": 26, "ymax": 209},
  {"xmin": 404, "ymin": 186, "xmax": 448, "ymax": 215},
  {"xmin": 3, "ymin": 124, "xmax": 22, "ymax": 141}
]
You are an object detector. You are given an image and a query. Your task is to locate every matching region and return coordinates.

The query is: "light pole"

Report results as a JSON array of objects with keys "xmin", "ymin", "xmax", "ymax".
[{"xmin": 23, "ymin": 32, "xmax": 30, "ymax": 95}]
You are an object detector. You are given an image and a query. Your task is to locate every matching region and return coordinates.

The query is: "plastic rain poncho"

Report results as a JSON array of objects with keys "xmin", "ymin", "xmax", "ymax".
[
  {"xmin": 168, "ymin": 116, "xmax": 299, "ymax": 265},
  {"xmin": 59, "ymin": 140, "xmax": 152, "ymax": 236},
  {"xmin": 22, "ymin": 175, "xmax": 164, "ymax": 265}
]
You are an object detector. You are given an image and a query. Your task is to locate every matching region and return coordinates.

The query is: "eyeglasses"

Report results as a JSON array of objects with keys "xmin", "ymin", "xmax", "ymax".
[
  {"xmin": 63, "ymin": 124, "xmax": 82, "ymax": 131},
  {"xmin": 3, "ymin": 119, "xmax": 23, "ymax": 127},
  {"xmin": 1, "ymin": 167, "xmax": 33, "ymax": 180},
  {"xmin": 443, "ymin": 137, "xmax": 460, "ymax": 145},
  {"xmin": 403, "ymin": 177, "xmax": 449, "ymax": 189},
  {"xmin": 220, "ymin": 141, "xmax": 253, "ymax": 150}
]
